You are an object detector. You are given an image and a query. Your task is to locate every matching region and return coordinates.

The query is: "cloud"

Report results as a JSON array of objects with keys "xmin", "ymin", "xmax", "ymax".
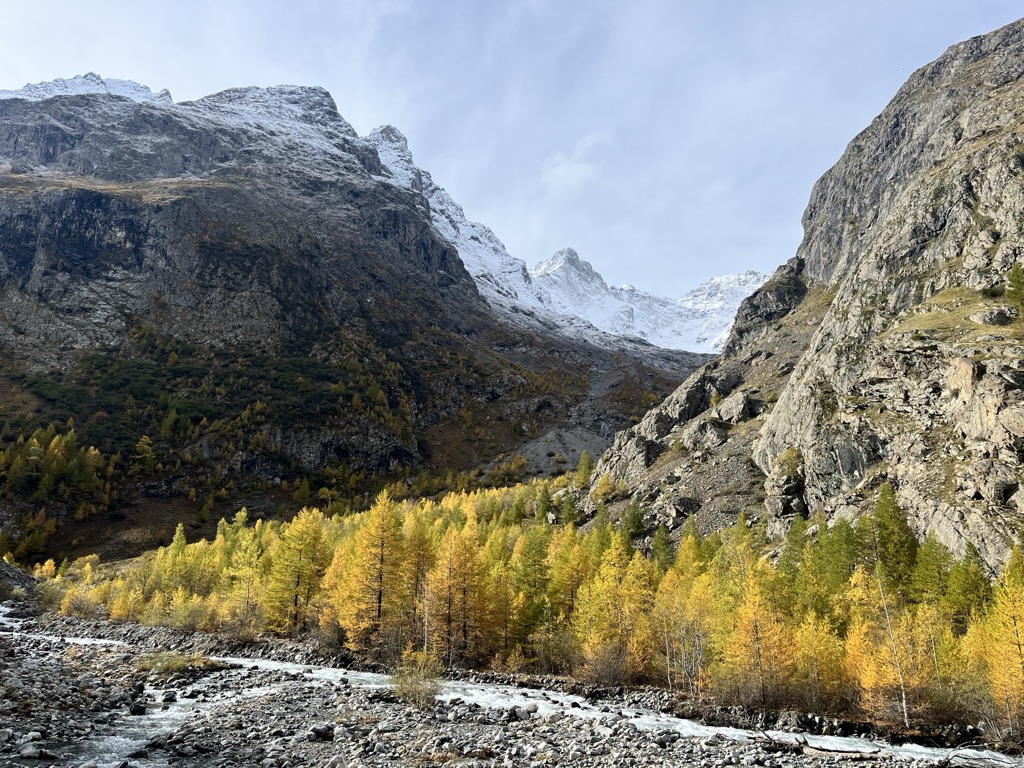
[{"xmin": 540, "ymin": 133, "xmax": 609, "ymax": 198}]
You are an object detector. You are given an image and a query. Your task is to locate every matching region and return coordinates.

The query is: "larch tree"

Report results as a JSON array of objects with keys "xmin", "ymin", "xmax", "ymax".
[
  {"xmin": 573, "ymin": 534, "xmax": 654, "ymax": 683},
  {"xmin": 791, "ymin": 611, "xmax": 845, "ymax": 713},
  {"xmin": 977, "ymin": 559, "xmax": 1024, "ymax": 734},
  {"xmin": 426, "ymin": 518, "xmax": 489, "ymax": 666},
  {"xmin": 650, "ymin": 536, "xmax": 716, "ymax": 695},
  {"xmin": 717, "ymin": 559, "xmax": 793, "ymax": 708},
  {"xmin": 264, "ymin": 507, "xmax": 329, "ymax": 633},
  {"xmin": 325, "ymin": 491, "xmax": 409, "ymax": 653}
]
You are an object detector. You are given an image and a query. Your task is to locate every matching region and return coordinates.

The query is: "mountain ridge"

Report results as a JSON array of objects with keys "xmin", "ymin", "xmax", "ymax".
[
  {"xmin": 588, "ymin": 18, "xmax": 1024, "ymax": 570},
  {"xmin": 0, "ymin": 74, "xmax": 709, "ymax": 559}
]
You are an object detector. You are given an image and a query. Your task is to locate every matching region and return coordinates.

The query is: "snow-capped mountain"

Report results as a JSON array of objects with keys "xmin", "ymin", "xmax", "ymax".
[
  {"xmin": 367, "ymin": 128, "xmax": 767, "ymax": 353},
  {"xmin": 366, "ymin": 126, "xmax": 544, "ymax": 316},
  {"xmin": 530, "ymin": 249, "xmax": 768, "ymax": 352},
  {"xmin": 0, "ymin": 72, "xmax": 172, "ymax": 104},
  {"xmin": 0, "ymin": 74, "xmax": 764, "ymax": 354}
]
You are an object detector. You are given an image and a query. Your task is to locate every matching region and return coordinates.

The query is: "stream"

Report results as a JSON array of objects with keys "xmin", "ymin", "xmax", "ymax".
[{"xmin": 1, "ymin": 604, "xmax": 1016, "ymax": 767}]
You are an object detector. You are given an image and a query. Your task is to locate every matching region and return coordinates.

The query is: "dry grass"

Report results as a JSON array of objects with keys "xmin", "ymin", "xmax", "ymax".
[{"xmin": 0, "ymin": 169, "xmax": 229, "ymax": 203}]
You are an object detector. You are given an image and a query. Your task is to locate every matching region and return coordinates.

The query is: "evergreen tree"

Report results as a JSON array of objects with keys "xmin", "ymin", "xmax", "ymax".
[
  {"xmin": 650, "ymin": 524, "xmax": 675, "ymax": 573},
  {"xmin": 857, "ymin": 483, "xmax": 918, "ymax": 600},
  {"xmin": 574, "ymin": 451, "xmax": 594, "ymax": 489},
  {"xmin": 621, "ymin": 498, "xmax": 645, "ymax": 540},
  {"xmin": 910, "ymin": 531, "xmax": 953, "ymax": 604},
  {"xmin": 944, "ymin": 542, "xmax": 992, "ymax": 634}
]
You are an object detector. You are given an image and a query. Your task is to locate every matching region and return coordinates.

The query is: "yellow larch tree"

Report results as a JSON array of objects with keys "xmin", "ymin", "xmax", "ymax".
[
  {"xmin": 425, "ymin": 517, "xmax": 490, "ymax": 666},
  {"xmin": 264, "ymin": 507, "xmax": 329, "ymax": 633},
  {"xmin": 573, "ymin": 533, "xmax": 654, "ymax": 683},
  {"xmin": 650, "ymin": 533, "xmax": 717, "ymax": 694},
  {"xmin": 326, "ymin": 491, "xmax": 409, "ymax": 653},
  {"xmin": 716, "ymin": 559, "xmax": 793, "ymax": 708}
]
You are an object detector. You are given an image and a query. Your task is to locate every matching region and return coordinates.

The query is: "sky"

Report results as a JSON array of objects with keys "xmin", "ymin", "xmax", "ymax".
[{"xmin": 1, "ymin": 1, "xmax": 1023, "ymax": 297}]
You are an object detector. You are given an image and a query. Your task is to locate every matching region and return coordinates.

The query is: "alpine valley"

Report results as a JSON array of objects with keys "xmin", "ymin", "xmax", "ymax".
[
  {"xmin": 4, "ymin": 16, "xmax": 1024, "ymax": 768},
  {"xmin": 0, "ymin": 72, "xmax": 754, "ymax": 558}
]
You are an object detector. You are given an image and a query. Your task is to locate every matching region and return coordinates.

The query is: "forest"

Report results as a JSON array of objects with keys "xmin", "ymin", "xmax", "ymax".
[{"xmin": 32, "ymin": 475, "xmax": 1024, "ymax": 741}]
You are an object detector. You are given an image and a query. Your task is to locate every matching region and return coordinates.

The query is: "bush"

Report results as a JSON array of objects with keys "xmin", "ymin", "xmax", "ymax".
[{"xmin": 390, "ymin": 650, "xmax": 442, "ymax": 710}]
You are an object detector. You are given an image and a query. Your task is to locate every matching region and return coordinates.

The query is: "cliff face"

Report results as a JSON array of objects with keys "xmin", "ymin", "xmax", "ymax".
[
  {"xmin": 594, "ymin": 20, "xmax": 1024, "ymax": 569},
  {"xmin": 0, "ymin": 80, "xmax": 707, "ymax": 556}
]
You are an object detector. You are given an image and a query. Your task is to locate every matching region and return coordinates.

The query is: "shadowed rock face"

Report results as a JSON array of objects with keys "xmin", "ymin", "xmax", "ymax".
[
  {"xmin": 0, "ymin": 82, "xmax": 709, "ymax": 556},
  {"xmin": 593, "ymin": 19, "xmax": 1024, "ymax": 570},
  {"xmin": 0, "ymin": 87, "xmax": 486, "ymax": 362}
]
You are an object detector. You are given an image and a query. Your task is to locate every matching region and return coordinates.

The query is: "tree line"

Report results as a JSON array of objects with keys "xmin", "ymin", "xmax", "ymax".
[{"xmin": 41, "ymin": 479, "xmax": 1024, "ymax": 738}]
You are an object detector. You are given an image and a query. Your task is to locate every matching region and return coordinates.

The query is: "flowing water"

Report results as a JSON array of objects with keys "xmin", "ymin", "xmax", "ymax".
[{"xmin": 1, "ymin": 604, "xmax": 1016, "ymax": 767}]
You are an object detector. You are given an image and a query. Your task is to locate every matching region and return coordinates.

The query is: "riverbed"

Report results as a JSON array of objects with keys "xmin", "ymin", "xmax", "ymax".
[{"xmin": 0, "ymin": 602, "xmax": 1015, "ymax": 767}]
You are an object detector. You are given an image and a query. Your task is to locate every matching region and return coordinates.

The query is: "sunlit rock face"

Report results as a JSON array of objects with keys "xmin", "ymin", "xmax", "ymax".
[{"xmin": 592, "ymin": 19, "xmax": 1024, "ymax": 569}]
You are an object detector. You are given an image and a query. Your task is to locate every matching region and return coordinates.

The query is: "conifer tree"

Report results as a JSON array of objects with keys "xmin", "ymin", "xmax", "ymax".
[
  {"xmin": 910, "ymin": 531, "xmax": 953, "ymax": 604},
  {"xmin": 976, "ymin": 554, "xmax": 1024, "ymax": 733},
  {"xmin": 511, "ymin": 523, "xmax": 551, "ymax": 640},
  {"xmin": 857, "ymin": 483, "xmax": 918, "ymax": 600},
  {"xmin": 718, "ymin": 560, "xmax": 792, "ymax": 708},
  {"xmin": 792, "ymin": 611, "xmax": 845, "ymax": 712},
  {"xmin": 651, "ymin": 535, "xmax": 714, "ymax": 694},
  {"xmin": 325, "ymin": 491, "xmax": 408, "ymax": 651},
  {"xmin": 650, "ymin": 524, "xmax": 675, "ymax": 573},
  {"xmin": 944, "ymin": 542, "xmax": 992, "ymax": 633},
  {"xmin": 227, "ymin": 522, "xmax": 265, "ymax": 633},
  {"xmin": 574, "ymin": 451, "xmax": 593, "ymax": 489},
  {"xmin": 426, "ymin": 519, "xmax": 489, "ymax": 666},
  {"xmin": 546, "ymin": 523, "xmax": 586, "ymax": 621},
  {"xmin": 264, "ymin": 507, "xmax": 328, "ymax": 632},
  {"xmin": 574, "ymin": 534, "xmax": 653, "ymax": 683}
]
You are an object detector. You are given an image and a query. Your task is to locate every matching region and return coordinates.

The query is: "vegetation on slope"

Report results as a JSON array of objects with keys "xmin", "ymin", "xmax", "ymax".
[{"xmin": 34, "ymin": 479, "xmax": 1024, "ymax": 740}]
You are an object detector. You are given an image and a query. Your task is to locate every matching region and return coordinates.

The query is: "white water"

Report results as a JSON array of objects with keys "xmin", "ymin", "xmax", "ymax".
[
  {"xmin": 216, "ymin": 655, "xmax": 1015, "ymax": 766},
  {"xmin": 0, "ymin": 604, "xmax": 1015, "ymax": 767}
]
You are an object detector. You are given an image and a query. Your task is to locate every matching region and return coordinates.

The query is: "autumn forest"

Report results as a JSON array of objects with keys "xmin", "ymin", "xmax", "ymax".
[{"xmin": 36, "ymin": 476, "xmax": 1024, "ymax": 740}]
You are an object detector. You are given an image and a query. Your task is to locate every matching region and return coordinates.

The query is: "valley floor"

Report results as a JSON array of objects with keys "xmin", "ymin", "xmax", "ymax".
[{"xmin": 0, "ymin": 600, "xmax": 1013, "ymax": 768}]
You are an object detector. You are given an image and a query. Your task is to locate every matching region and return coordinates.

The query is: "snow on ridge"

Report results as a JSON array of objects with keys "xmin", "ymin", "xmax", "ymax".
[
  {"xmin": 367, "ymin": 125, "xmax": 544, "ymax": 313},
  {"xmin": 530, "ymin": 254, "xmax": 769, "ymax": 353},
  {"xmin": 367, "ymin": 123, "xmax": 767, "ymax": 354},
  {"xmin": 191, "ymin": 85, "xmax": 357, "ymax": 138},
  {"xmin": 0, "ymin": 72, "xmax": 172, "ymax": 104},
  {"xmin": 0, "ymin": 74, "xmax": 765, "ymax": 354}
]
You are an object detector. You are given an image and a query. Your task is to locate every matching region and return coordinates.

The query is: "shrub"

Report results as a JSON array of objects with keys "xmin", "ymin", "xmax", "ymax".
[{"xmin": 390, "ymin": 650, "xmax": 442, "ymax": 710}]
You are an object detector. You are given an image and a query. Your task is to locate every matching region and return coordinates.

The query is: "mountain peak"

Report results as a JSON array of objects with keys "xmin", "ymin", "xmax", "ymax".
[
  {"xmin": 0, "ymin": 72, "xmax": 172, "ymax": 104},
  {"xmin": 193, "ymin": 85, "xmax": 357, "ymax": 137},
  {"xmin": 531, "ymin": 248, "xmax": 602, "ymax": 281}
]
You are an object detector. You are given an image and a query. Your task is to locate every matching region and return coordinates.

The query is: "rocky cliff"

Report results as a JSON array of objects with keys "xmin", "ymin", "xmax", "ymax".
[
  {"xmin": 592, "ymin": 19, "xmax": 1024, "ymax": 570},
  {"xmin": 0, "ymin": 76, "xmax": 708, "ymax": 557}
]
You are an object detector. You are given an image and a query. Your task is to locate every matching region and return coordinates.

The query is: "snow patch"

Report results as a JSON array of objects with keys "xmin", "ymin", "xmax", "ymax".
[
  {"xmin": 367, "ymin": 127, "xmax": 767, "ymax": 354},
  {"xmin": 0, "ymin": 72, "xmax": 172, "ymax": 104}
]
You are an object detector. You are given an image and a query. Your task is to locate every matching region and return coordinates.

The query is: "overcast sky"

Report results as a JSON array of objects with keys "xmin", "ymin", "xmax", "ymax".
[{"xmin": 2, "ymin": 2, "xmax": 1022, "ymax": 297}]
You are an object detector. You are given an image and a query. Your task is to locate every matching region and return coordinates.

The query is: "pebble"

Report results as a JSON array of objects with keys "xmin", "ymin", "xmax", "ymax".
[{"xmin": 0, "ymin": 603, "xmax": 972, "ymax": 768}]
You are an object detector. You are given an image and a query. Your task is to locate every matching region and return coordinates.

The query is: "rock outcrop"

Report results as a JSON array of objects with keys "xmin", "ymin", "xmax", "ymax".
[
  {"xmin": 592, "ymin": 19, "xmax": 1024, "ymax": 570},
  {"xmin": 0, "ymin": 77, "xmax": 708, "ymax": 556}
]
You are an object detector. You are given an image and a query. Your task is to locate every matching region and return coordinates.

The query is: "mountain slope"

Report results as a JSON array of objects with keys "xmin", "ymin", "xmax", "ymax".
[
  {"xmin": 0, "ymin": 75, "xmax": 707, "ymax": 558},
  {"xmin": 529, "ymin": 248, "xmax": 767, "ymax": 352},
  {"xmin": 592, "ymin": 19, "xmax": 1024, "ymax": 570},
  {"xmin": 365, "ymin": 127, "xmax": 765, "ymax": 353}
]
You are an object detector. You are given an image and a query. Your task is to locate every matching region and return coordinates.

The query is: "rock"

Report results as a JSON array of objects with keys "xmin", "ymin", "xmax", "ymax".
[
  {"xmin": 969, "ymin": 307, "xmax": 1016, "ymax": 325},
  {"xmin": 310, "ymin": 723, "xmax": 335, "ymax": 741},
  {"xmin": 589, "ymin": 18, "xmax": 1024, "ymax": 570}
]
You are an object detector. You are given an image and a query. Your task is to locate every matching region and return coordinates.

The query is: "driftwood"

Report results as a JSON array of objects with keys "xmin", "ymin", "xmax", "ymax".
[{"xmin": 752, "ymin": 733, "xmax": 883, "ymax": 761}]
